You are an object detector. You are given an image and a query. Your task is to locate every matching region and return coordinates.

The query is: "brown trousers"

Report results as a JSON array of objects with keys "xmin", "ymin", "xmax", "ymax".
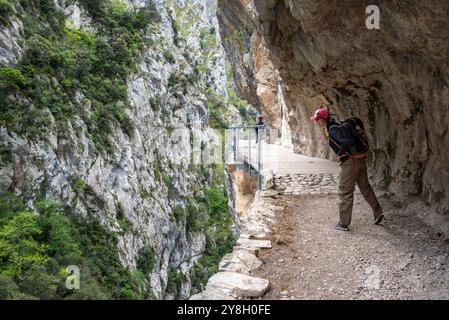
[{"xmin": 338, "ymin": 158, "xmax": 383, "ymax": 226}]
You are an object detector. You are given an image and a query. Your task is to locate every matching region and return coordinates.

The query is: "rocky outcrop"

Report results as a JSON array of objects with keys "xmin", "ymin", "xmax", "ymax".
[
  {"xmin": 219, "ymin": 249, "xmax": 263, "ymax": 274},
  {"xmin": 0, "ymin": 17, "xmax": 23, "ymax": 65},
  {"xmin": 200, "ymin": 271, "xmax": 269, "ymax": 298},
  {"xmin": 218, "ymin": 0, "xmax": 449, "ymax": 231},
  {"xmin": 227, "ymin": 164, "xmax": 257, "ymax": 219}
]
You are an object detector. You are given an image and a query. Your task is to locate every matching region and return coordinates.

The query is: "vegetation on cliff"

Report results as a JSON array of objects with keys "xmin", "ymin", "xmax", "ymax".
[
  {"xmin": 0, "ymin": 0, "xmax": 158, "ymax": 154},
  {"xmin": 0, "ymin": 192, "xmax": 151, "ymax": 299},
  {"xmin": 0, "ymin": 0, "xmax": 238, "ymax": 300}
]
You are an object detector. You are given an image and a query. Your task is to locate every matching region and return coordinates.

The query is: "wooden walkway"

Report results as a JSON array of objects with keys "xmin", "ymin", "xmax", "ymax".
[{"xmin": 235, "ymin": 141, "xmax": 340, "ymax": 175}]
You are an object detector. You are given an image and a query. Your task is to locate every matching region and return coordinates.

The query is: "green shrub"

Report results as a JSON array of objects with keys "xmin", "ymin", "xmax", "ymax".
[
  {"xmin": 0, "ymin": 191, "xmax": 149, "ymax": 300},
  {"xmin": 18, "ymin": 265, "xmax": 60, "ymax": 300},
  {"xmin": 0, "ymin": 192, "xmax": 26, "ymax": 225},
  {"xmin": 73, "ymin": 178, "xmax": 87, "ymax": 195},
  {"xmin": 0, "ymin": 0, "xmax": 14, "ymax": 26},
  {"xmin": 171, "ymin": 16, "xmax": 181, "ymax": 46},
  {"xmin": 0, "ymin": 211, "xmax": 49, "ymax": 278},
  {"xmin": 0, "ymin": 275, "xmax": 36, "ymax": 300},
  {"xmin": 71, "ymin": 216, "xmax": 144, "ymax": 299},
  {"xmin": 206, "ymin": 187, "xmax": 229, "ymax": 218},
  {"xmin": 225, "ymin": 61, "xmax": 256, "ymax": 124},
  {"xmin": 72, "ymin": 179, "xmax": 106, "ymax": 209},
  {"xmin": 64, "ymin": 275, "xmax": 107, "ymax": 300},
  {"xmin": 116, "ymin": 203, "xmax": 132, "ymax": 232},
  {"xmin": 0, "ymin": 67, "xmax": 26, "ymax": 91},
  {"xmin": 166, "ymin": 267, "xmax": 186, "ymax": 299},
  {"xmin": 186, "ymin": 73, "xmax": 199, "ymax": 85},
  {"xmin": 77, "ymin": 0, "xmax": 108, "ymax": 18},
  {"xmin": 163, "ymin": 173, "xmax": 172, "ymax": 186},
  {"xmin": 189, "ymin": 167, "xmax": 236, "ymax": 294},
  {"xmin": 168, "ymin": 72, "xmax": 181, "ymax": 88},
  {"xmin": 163, "ymin": 50, "xmax": 175, "ymax": 64},
  {"xmin": 206, "ymin": 94, "xmax": 230, "ymax": 129},
  {"xmin": 172, "ymin": 205, "xmax": 186, "ymax": 225},
  {"xmin": 35, "ymin": 199, "xmax": 81, "ymax": 258},
  {"xmin": 186, "ymin": 197, "xmax": 208, "ymax": 234},
  {"xmin": 0, "ymin": 143, "xmax": 13, "ymax": 165},
  {"xmin": 136, "ymin": 245, "xmax": 156, "ymax": 276},
  {"xmin": 150, "ymin": 94, "xmax": 161, "ymax": 112}
]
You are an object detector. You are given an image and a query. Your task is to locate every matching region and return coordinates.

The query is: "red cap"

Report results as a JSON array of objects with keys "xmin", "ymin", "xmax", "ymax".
[{"xmin": 310, "ymin": 108, "xmax": 329, "ymax": 121}]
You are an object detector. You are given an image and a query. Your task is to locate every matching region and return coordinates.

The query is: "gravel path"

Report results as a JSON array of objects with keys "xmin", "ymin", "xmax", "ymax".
[{"xmin": 254, "ymin": 193, "xmax": 449, "ymax": 300}]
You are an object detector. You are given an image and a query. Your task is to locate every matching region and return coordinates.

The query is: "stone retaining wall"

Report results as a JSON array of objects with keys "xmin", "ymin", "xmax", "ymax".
[
  {"xmin": 190, "ymin": 194, "xmax": 282, "ymax": 300},
  {"xmin": 270, "ymin": 173, "xmax": 340, "ymax": 195},
  {"xmin": 190, "ymin": 172, "xmax": 345, "ymax": 300}
]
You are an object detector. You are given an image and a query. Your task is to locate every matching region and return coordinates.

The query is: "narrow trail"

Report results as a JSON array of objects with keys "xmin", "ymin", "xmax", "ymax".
[
  {"xmin": 254, "ymin": 193, "xmax": 449, "ymax": 300},
  {"xmin": 194, "ymin": 142, "xmax": 448, "ymax": 301}
]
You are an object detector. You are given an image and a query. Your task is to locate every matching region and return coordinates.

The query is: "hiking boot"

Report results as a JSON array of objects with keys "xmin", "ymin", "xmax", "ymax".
[
  {"xmin": 332, "ymin": 222, "xmax": 349, "ymax": 231},
  {"xmin": 374, "ymin": 214, "xmax": 385, "ymax": 225}
]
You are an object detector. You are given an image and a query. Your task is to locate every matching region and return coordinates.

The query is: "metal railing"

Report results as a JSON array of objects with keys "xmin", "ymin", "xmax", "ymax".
[{"xmin": 228, "ymin": 125, "xmax": 266, "ymax": 190}]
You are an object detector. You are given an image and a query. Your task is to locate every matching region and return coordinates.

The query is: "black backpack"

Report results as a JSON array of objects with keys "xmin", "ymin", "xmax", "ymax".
[{"xmin": 332, "ymin": 117, "xmax": 370, "ymax": 159}]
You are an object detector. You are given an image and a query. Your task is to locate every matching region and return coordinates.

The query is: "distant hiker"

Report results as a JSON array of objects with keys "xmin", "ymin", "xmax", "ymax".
[
  {"xmin": 310, "ymin": 108, "xmax": 384, "ymax": 231},
  {"xmin": 255, "ymin": 115, "xmax": 264, "ymax": 143}
]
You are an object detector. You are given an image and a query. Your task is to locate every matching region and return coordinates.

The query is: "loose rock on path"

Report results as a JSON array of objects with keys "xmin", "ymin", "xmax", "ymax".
[{"xmin": 254, "ymin": 193, "xmax": 449, "ymax": 300}]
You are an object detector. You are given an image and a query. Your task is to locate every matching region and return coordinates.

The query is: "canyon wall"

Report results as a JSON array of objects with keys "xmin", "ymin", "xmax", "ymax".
[
  {"xmin": 218, "ymin": 0, "xmax": 449, "ymax": 228},
  {"xmin": 0, "ymin": 0, "xmax": 239, "ymax": 299}
]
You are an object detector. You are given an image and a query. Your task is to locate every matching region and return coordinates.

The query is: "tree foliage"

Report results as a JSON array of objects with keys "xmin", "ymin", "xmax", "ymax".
[{"xmin": 0, "ymin": 193, "xmax": 150, "ymax": 300}]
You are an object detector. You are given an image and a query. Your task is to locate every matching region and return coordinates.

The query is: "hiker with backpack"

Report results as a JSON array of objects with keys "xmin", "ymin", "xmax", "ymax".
[{"xmin": 310, "ymin": 108, "xmax": 384, "ymax": 231}]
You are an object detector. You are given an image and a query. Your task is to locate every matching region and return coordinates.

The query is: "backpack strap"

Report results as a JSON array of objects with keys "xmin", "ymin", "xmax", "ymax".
[
  {"xmin": 329, "ymin": 136, "xmax": 352, "ymax": 158},
  {"xmin": 328, "ymin": 126, "xmax": 352, "ymax": 158}
]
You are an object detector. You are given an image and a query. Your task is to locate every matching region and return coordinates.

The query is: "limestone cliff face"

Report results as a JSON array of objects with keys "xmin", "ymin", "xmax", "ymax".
[
  {"xmin": 218, "ymin": 0, "xmax": 449, "ymax": 227},
  {"xmin": 0, "ymin": 0, "xmax": 237, "ymax": 299}
]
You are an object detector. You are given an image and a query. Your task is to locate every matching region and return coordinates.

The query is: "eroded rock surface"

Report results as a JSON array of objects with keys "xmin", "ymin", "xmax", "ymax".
[{"xmin": 218, "ymin": 0, "xmax": 449, "ymax": 233}]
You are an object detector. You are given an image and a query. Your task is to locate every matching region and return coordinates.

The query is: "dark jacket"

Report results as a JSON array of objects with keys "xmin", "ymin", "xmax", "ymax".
[{"xmin": 327, "ymin": 118, "xmax": 352, "ymax": 163}]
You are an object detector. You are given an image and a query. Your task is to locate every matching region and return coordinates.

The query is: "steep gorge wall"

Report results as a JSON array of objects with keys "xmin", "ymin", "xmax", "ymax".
[
  {"xmin": 218, "ymin": 0, "xmax": 449, "ymax": 228},
  {"xmin": 0, "ymin": 0, "xmax": 239, "ymax": 299}
]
